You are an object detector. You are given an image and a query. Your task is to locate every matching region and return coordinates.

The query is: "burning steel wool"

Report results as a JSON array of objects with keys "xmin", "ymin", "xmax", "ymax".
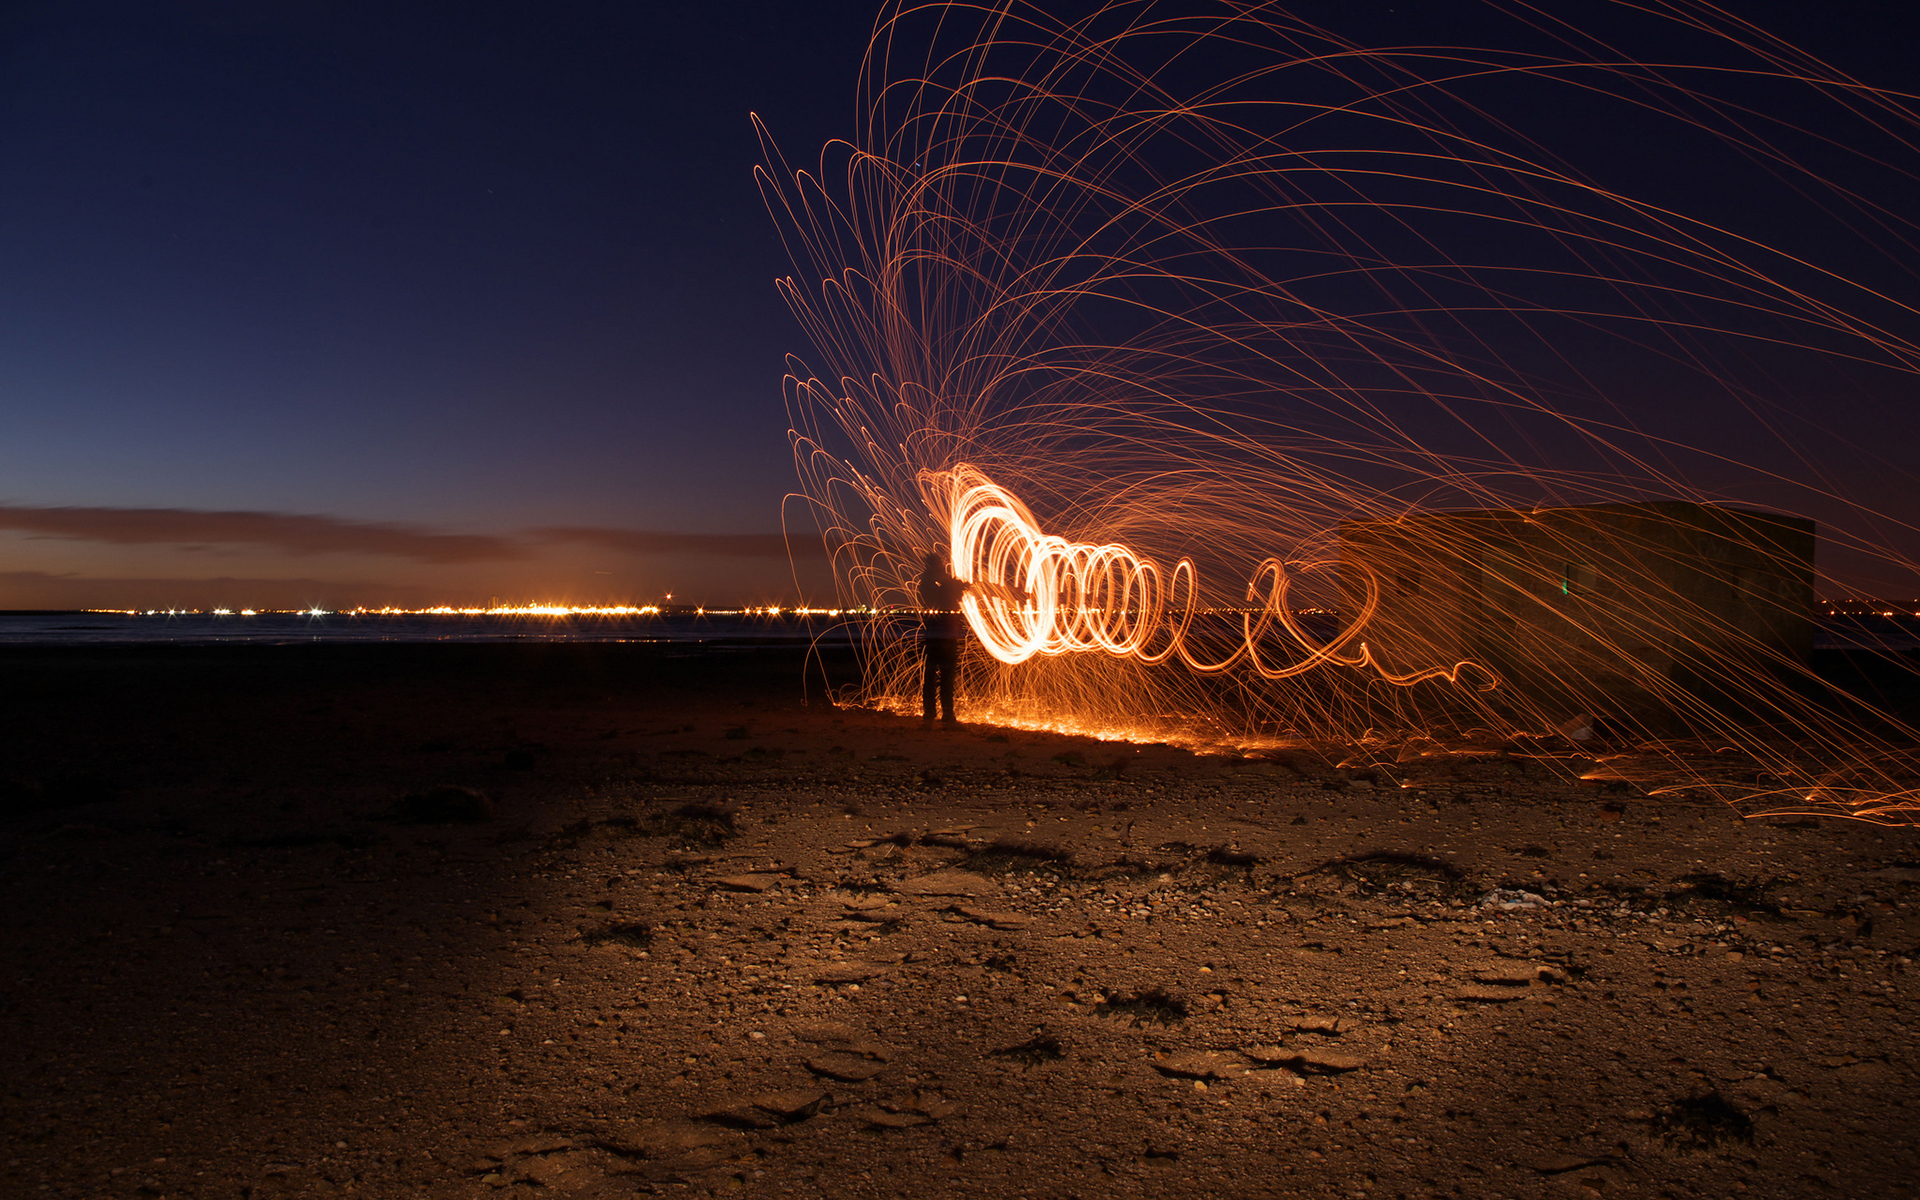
[
  {"xmin": 932, "ymin": 463, "xmax": 1487, "ymax": 688},
  {"xmin": 759, "ymin": 0, "xmax": 1920, "ymax": 822}
]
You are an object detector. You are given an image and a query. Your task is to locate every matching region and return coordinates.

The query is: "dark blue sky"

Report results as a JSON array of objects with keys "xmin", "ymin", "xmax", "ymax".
[
  {"xmin": 0, "ymin": 1, "xmax": 1914, "ymax": 607},
  {"xmin": 0, "ymin": 0, "xmax": 881, "ymax": 521},
  {"xmin": 0, "ymin": 0, "xmax": 877, "ymax": 606}
]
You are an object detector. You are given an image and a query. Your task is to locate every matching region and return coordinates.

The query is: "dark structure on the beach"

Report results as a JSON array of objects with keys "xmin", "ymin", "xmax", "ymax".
[{"xmin": 1339, "ymin": 501, "xmax": 1816, "ymax": 729}]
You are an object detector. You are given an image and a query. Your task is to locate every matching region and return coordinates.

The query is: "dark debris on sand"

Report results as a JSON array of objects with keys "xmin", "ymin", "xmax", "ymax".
[{"xmin": 0, "ymin": 642, "xmax": 1916, "ymax": 1200}]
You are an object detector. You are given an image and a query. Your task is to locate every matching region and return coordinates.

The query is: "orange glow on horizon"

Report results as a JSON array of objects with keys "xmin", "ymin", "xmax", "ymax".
[{"xmin": 86, "ymin": 604, "xmax": 857, "ymax": 618}]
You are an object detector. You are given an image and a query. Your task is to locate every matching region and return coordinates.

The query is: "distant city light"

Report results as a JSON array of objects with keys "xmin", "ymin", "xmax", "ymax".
[{"xmin": 81, "ymin": 604, "xmax": 860, "ymax": 617}]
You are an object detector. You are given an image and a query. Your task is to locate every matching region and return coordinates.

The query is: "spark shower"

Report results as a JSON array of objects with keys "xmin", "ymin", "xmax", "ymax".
[{"xmin": 759, "ymin": 0, "xmax": 1920, "ymax": 822}]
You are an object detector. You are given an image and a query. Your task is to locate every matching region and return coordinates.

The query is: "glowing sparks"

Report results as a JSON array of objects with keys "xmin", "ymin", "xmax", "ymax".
[
  {"xmin": 764, "ymin": 0, "xmax": 1920, "ymax": 821},
  {"xmin": 935, "ymin": 463, "xmax": 1488, "ymax": 687}
]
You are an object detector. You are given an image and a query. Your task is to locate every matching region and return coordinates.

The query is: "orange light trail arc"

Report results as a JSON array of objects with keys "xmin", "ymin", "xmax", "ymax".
[
  {"xmin": 762, "ymin": 0, "xmax": 1920, "ymax": 822},
  {"xmin": 937, "ymin": 462, "xmax": 1491, "ymax": 687}
]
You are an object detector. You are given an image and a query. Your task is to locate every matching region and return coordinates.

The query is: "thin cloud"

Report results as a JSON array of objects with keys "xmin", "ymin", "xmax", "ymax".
[
  {"xmin": 534, "ymin": 526, "xmax": 825, "ymax": 558},
  {"xmin": 0, "ymin": 505, "xmax": 527, "ymax": 563},
  {"xmin": 0, "ymin": 570, "xmax": 438, "ymax": 609}
]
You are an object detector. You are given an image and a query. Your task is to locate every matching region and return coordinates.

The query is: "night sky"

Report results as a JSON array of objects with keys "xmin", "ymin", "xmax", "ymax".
[
  {"xmin": 0, "ymin": 0, "xmax": 877, "ymax": 608},
  {"xmin": 1, "ymin": 1, "xmax": 1914, "ymax": 609}
]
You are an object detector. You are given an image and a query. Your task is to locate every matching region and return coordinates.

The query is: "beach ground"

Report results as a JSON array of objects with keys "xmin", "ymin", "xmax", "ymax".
[{"xmin": 2, "ymin": 643, "xmax": 1916, "ymax": 1199}]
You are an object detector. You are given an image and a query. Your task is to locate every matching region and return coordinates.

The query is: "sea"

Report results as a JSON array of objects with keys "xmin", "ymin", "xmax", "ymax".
[
  {"xmin": 1815, "ymin": 613, "xmax": 1920, "ymax": 652},
  {"xmin": 0, "ymin": 610, "xmax": 871, "ymax": 647},
  {"xmin": 0, "ymin": 609, "xmax": 1913, "ymax": 651}
]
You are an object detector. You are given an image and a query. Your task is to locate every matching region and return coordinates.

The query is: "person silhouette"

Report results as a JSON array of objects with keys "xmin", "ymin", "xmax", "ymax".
[{"xmin": 916, "ymin": 551, "xmax": 968, "ymax": 729}]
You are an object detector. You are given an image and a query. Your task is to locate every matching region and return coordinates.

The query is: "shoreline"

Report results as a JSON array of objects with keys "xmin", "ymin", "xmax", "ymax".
[{"xmin": 1, "ymin": 644, "xmax": 1916, "ymax": 1198}]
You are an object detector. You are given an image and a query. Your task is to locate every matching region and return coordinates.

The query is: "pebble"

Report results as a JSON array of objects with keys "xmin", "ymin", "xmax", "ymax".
[
  {"xmin": 1153, "ymin": 1051, "xmax": 1252, "ymax": 1080},
  {"xmin": 1454, "ymin": 983, "xmax": 1531, "ymax": 1002},
  {"xmin": 905, "ymin": 1090, "xmax": 957, "ymax": 1119},
  {"xmin": 750, "ymin": 1090, "xmax": 830, "ymax": 1119},
  {"xmin": 715, "ymin": 874, "xmax": 783, "ymax": 893},
  {"xmin": 955, "ymin": 904, "xmax": 1031, "ymax": 930},
  {"xmin": 1242, "ymin": 1045, "xmax": 1367, "ymax": 1073},
  {"xmin": 894, "ymin": 870, "xmax": 995, "ymax": 896},
  {"xmin": 792, "ymin": 1021, "xmax": 866, "ymax": 1044},
  {"xmin": 1291, "ymin": 1048, "xmax": 1367, "ymax": 1073},
  {"xmin": 699, "ymin": 1091, "xmax": 828, "ymax": 1129},
  {"xmin": 1530, "ymin": 1154, "xmax": 1600, "ymax": 1174},
  {"xmin": 816, "ymin": 963, "xmax": 885, "ymax": 985},
  {"xmin": 807, "ymin": 1054, "xmax": 887, "ymax": 1082},
  {"xmin": 1467, "ymin": 961, "xmax": 1547, "ymax": 985},
  {"xmin": 516, "ymin": 1151, "xmax": 605, "ymax": 1191},
  {"xmin": 592, "ymin": 1121, "xmax": 731, "ymax": 1159},
  {"xmin": 483, "ymin": 1134, "xmax": 575, "ymax": 1158}
]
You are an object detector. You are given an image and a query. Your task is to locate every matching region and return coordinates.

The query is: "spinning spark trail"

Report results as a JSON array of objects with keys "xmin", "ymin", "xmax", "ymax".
[
  {"xmin": 759, "ymin": 0, "xmax": 1920, "ymax": 822},
  {"xmin": 937, "ymin": 463, "xmax": 1487, "ymax": 688}
]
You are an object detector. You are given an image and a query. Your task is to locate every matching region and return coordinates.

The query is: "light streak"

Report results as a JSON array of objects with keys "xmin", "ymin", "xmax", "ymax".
[
  {"xmin": 357, "ymin": 605, "xmax": 663, "ymax": 617},
  {"xmin": 762, "ymin": 0, "xmax": 1920, "ymax": 822},
  {"xmin": 100, "ymin": 605, "xmax": 677, "ymax": 617},
  {"xmin": 935, "ymin": 463, "xmax": 1487, "ymax": 687}
]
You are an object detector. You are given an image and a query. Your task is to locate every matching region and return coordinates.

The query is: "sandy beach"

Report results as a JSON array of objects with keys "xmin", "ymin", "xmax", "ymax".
[{"xmin": 2, "ymin": 642, "xmax": 1916, "ymax": 1199}]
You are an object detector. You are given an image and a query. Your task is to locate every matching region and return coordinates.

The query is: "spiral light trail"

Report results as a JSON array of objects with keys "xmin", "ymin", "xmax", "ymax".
[{"xmin": 937, "ymin": 463, "xmax": 1490, "ymax": 688}]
